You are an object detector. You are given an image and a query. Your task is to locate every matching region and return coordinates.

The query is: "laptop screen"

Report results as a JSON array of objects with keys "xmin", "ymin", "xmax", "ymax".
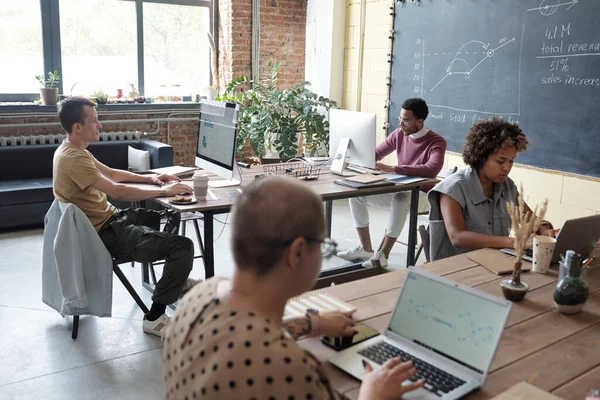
[{"xmin": 388, "ymin": 271, "xmax": 509, "ymax": 374}]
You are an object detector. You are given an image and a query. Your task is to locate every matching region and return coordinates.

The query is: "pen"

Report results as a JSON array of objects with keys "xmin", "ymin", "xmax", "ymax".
[{"xmin": 582, "ymin": 256, "xmax": 595, "ymax": 269}]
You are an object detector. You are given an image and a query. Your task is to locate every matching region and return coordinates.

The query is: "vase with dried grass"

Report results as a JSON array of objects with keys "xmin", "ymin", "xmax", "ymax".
[{"xmin": 500, "ymin": 185, "xmax": 548, "ymax": 301}]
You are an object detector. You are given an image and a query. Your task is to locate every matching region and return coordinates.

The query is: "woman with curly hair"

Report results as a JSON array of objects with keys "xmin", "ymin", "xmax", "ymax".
[{"xmin": 427, "ymin": 118, "xmax": 554, "ymax": 261}]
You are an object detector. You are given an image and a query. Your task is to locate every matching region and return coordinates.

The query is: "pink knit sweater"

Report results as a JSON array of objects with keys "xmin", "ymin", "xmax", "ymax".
[{"xmin": 376, "ymin": 128, "xmax": 447, "ymax": 187}]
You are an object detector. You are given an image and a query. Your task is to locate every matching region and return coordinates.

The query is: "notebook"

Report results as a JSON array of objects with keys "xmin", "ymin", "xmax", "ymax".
[
  {"xmin": 491, "ymin": 382, "xmax": 563, "ymax": 400},
  {"xmin": 467, "ymin": 250, "xmax": 530, "ymax": 275},
  {"xmin": 380, "ymin": 173, "xmax": 428, "ymax": 185},
  {"xmin": 334, "ymin": 179, "xmax": 395, "ymax": 189},
  {"xmin": 344, "ymin": 173, "xmax": 387, "ymax": 184},
  {"xmin": 284, "ymin": 292, "xmax": 356, "ymax": 319}
]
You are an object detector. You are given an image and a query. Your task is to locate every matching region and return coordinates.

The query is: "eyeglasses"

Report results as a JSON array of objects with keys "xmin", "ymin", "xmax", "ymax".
[
  {"xmin": 282, "ymin": 237, "xmax": 338, "ymax": 259},
  {"xmin": 305, "ymin": 237, "xmax": 338, "ymax": 259},
  {"xmin": 398, "ymin": 117, "xmax": 414, "ymax": 124}
]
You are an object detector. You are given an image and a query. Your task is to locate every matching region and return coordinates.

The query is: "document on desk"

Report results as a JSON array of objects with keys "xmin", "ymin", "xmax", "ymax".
[{"xmin": 380, "ymin": 174, "xmax": 427, "ymax": 185}]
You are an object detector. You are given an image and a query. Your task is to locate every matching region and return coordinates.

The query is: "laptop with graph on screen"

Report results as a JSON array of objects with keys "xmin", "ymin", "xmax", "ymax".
[{"xmin": 328, "ymin": 268, "xmax": 511, "ymax": 399}]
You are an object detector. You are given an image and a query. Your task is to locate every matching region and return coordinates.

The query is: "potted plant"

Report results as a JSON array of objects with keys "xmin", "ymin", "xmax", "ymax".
[
  {"xmin": 36, "ymin": 70, "xmax": 60, "ymax": 105},
  {"xmin": 500, "ymin": 185, "xmax": 548, "ymax": 301},
  {"xmin": 205, "ymin": 32, "xmax": 219, "ymax": 100},
  {"xmin": 93, "ymin": 89, "xmax": 109, "ymax": 105},
  {"xmin": 217, "ymin": 62, "xmax": 337, "ymax": 162}
]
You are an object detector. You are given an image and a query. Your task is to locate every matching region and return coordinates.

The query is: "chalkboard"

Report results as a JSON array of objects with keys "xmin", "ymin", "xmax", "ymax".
[{"xmin": 388, "ymin": 0, "xmax": 600, "ymax": 178}]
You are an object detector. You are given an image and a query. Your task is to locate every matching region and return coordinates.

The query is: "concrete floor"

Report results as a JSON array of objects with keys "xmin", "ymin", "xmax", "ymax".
[{"xmin": 0, "ymin": 199, "xmax": 427, "ymax": 400}]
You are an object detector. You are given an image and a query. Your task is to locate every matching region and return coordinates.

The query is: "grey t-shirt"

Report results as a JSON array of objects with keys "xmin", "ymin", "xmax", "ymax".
[{"xmin": 427, "ymin": 166, "xmax": 518, "ymax": 261}]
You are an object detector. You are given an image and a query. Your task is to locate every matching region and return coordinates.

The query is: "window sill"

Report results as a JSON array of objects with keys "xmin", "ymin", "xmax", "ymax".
[{"xmin": 0, "ymin": 101, "xmax": 202, "ymax": 114}]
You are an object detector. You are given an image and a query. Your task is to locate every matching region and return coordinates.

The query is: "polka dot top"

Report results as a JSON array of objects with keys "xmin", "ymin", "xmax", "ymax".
[{"xmin": 163, "ymin": 277, "xmax": 339, "ymax": 400}]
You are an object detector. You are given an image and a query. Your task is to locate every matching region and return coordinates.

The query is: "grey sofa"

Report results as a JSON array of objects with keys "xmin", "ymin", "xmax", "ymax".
[{"xmin": 0, "ymin": 139, "xmax": 173, "ymax": 230}]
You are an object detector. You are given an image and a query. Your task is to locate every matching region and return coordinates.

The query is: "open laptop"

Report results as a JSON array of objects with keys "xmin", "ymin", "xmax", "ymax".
[
  {"xmin": 328, "ymin": 268, "xmax": 511, "ymax": 399},
  {"xmin": 500, "ymin": 214, "xmax": 600, "ymax": 263}
]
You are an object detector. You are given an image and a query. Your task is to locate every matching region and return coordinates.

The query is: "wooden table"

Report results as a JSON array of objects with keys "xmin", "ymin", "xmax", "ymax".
[
  {"xmin": 150, "ymin": 166, "xmax": 438, "ymax": 282},
  {"xmin": 299, "ymin": 247, "xmax": 600, "ymax": 399}
]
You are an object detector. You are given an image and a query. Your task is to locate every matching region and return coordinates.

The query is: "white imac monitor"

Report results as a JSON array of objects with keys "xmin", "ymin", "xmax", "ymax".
[
  {"xmin": 196, "ymin": 100, "xmax": 241, "ymax": 187},
  {"xmin": 329, "ymin": 109, "xmax": 376, "ymax": 174}
]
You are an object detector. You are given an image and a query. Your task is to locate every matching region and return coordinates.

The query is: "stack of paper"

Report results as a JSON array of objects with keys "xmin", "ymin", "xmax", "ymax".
[{"xmin": 149, "ymin": 165, "xmax": 198, "ymax": 178}]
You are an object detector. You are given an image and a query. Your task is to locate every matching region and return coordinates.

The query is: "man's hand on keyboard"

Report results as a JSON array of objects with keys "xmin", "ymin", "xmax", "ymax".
[
  {"xmin": 375, "ymin": 162, "xmax": 396, "ymax": 173},
  {"xmin": 359, "ymin": 357, "xmax": 424, "ymax": 400}
]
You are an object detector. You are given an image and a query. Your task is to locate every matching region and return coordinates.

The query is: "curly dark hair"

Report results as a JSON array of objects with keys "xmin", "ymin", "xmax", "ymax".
[
  {"xmin": 462, "ymin": 117, "xmax": 528, "ymax": 170},
  {"xmin": 401, "ymin": 98, "xmax": 429, "ymax": 120}
]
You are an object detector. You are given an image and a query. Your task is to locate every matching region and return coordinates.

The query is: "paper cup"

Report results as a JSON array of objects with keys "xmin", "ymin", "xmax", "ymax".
[
  {"xmin": 532, "ymin": 235, "xmax": 556, "ymax": 273},
  {"xmin": 193, "ymin": 175, "xmax": 209, "ymax": 199}
]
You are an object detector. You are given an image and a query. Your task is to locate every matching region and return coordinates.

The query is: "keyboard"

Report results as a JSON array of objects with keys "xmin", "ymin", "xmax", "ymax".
[
  {"xmin": 347, "ymin": 164, "xmax": 383, "ymax": 175},
  {"xmin": 358, "ymin": 342, "xmax": 466, "ymax": 397},
  {"xmin": 221, "ymin": 190, "xmax": 241, "ymax": 199}
]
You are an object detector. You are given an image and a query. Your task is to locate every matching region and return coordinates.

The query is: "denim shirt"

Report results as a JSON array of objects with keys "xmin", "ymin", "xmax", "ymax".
[{"xmin": 427, "ymin": 166, "xmax": 517, "ymax": 261}]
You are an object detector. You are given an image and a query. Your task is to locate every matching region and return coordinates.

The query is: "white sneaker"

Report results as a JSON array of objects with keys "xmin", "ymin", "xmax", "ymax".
[
  {"xmin": 143, "ymin": 313, "xmax": 171, "ymax": 338},
  {"xmin": 362, "ymin": 251, "xmax": 388, "ymax": 268},
  {"xmin": 337, "ymin": 245, "xmax": 374, "ymax": 261},
  {"xmin": 181, "ymin": 277, "xmax": 202, "ymax": 298}
]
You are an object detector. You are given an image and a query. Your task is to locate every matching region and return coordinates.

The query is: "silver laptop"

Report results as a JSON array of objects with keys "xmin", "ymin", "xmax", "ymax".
[
  {"xmin": 328, "ymin": 268, "xmax": 511, "ymax": 399},
  {"xmin": 500, "ymin": 214, "xmax": 600, "ymax": 263}
]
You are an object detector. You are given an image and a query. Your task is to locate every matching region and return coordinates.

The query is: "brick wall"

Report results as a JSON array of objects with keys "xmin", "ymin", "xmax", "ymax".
[
  {"xmin": 219, "ymin": 0, "xmax": 307, "ymax": 86},
  {"xmin": 259, "ymin": 0, "xmax": 307, "ymax": 87},
  {"xmin": 0, "ymin": 112, "xmax": 199, "ymax": 166}
]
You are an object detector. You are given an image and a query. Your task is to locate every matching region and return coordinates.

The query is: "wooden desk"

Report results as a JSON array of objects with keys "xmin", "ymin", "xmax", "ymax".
[
  {"xmin": 298, "ymin": 248, "xmax": 600, "ymax": 400},
  {"xmin": 150, "ymin": 166, "xmax": 438, "ymax": 281}
]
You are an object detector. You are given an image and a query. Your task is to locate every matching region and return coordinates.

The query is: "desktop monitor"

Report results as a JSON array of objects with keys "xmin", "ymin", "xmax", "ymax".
[
  {"xmin": 328, "ymin": 109, "xmax": 376, "ymax": 171},
  {"xmin": 195, "ymin": 100, "xmax": 241, "ymax": 187}
]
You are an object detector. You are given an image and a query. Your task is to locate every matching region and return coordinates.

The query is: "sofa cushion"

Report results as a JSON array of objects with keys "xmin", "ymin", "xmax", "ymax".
[
  {"xmin": 0, "ymin": 145, "xmax": 57, "ymax": 181},
  {"xmin": 87, "ymin": 140, "xmax": 140, "ymax": 171},
  {"xmin": 0, "ymin": 178, "xmax": 54, "ymax": 207}
]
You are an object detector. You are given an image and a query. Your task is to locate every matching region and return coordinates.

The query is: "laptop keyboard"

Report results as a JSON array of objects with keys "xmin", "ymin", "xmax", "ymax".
[
  {"xmin": 358, "ymin": 342, "xmax": 466, "ymax": 397},
  {"xmin": 347, "ymin": 164, "xmax": 383, "ymax": 175}
]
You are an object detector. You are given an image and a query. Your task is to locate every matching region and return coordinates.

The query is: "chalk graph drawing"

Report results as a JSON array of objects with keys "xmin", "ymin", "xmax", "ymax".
[
  {"xmin": 416, "ymin": 26, "xmax": 524, "ymax": 116},
  {"xmin": 527, "ymin": 0, "xmax": 579, "ymax": 16},
  {"xmin": 407, "ymin": 300, "xmax": 494, "ymax": 347},
  {"xmin": 430, "ymin": 37, "xmax": 516, "ymax": 92}
]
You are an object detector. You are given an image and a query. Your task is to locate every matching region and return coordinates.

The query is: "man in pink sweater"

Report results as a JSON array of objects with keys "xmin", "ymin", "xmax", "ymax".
[{"xmin": 337, "ymin": 98, "xmax": 447, "ymax": 268}]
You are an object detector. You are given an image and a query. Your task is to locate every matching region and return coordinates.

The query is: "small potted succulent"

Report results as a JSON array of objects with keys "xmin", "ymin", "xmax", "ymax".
[
  {"xmin": 93, "ymin": 89, "xmax": 109, "ymax": 105},
  {"xmin": 500, "ymin": 185, "xmax": 548, "ymax": 301},
  {"xmin": 36, "ymin": 70, "xmax": 60, "ymax": 105}
]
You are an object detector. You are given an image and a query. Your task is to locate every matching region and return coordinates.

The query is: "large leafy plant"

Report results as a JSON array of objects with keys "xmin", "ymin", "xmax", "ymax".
[{"xmin": 217, "ymin": 62, "xmax": 337, "ymax": 160}]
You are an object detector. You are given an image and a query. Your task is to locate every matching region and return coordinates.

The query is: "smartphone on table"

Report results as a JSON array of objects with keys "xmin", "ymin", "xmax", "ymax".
[{"xmin": 321, "ymin": 323, "xmax": 380, "ymax": 351}]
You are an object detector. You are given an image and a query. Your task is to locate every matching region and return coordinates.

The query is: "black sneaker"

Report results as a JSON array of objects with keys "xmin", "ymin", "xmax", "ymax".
[{"xmin": 163, "ymin": 210, "xmax": 181, "ymax": 234}]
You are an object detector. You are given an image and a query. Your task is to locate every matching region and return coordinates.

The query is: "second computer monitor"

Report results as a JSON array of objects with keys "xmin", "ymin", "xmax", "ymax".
[
  {"xmin": 195, "ymin": 100, "xmax": 241, "ymax": 187},
  {"xmin": 329, "ymin": 109, "xmax": 376, "ymax": 169}
]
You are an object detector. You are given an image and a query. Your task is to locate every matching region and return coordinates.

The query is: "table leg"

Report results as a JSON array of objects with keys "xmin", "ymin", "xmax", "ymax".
[
  {"xmin": 203, "ymin": 211, "xmax": 215, "ymax": 278},
  {"xmin": 406, "ymin": 187, "xmax": 420, "ymax": 267},
  {"xmin": 325, "ymin": 200, "xmax": 333, "ymax": 238}
]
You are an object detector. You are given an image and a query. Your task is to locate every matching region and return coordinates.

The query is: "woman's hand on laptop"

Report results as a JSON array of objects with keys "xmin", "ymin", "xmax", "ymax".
[
  {"xmin": 359, "ymin": 357, "xmax": 424, "ymax": 400},
  {"xmin": 317, "ymin": 311, "xmax": 356, "ymax": 337}
]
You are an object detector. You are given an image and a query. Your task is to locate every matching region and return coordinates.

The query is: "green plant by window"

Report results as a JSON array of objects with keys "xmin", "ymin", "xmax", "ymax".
[
  {"xmin": 217, "ymin": 62, "xmax": 337, "ymax": 160},
  {"xmin": 35, "ymin": 70, "xmax": 60, "ymax": 88}
]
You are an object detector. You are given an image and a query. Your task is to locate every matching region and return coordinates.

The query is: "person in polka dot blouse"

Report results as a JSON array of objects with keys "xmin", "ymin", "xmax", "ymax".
[{"xmin": 163, "ymin": 176, "xmax": 423, "ymax": 399}]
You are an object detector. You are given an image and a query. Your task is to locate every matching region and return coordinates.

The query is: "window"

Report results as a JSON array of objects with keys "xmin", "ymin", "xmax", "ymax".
[
  {"xmin": 60, "ymin": 0, "xmax": 137, "ymax": 98},
  {"xmin": 0, "ymin": 1, "xmax": 43, "ymax": 94},
  {"xmin": 0, "ymin": 0, "xmax": 215, "ymax": 101},
  {"xmin": 144, "ymin": 3, "xmax": 211, "ymax": 97}
]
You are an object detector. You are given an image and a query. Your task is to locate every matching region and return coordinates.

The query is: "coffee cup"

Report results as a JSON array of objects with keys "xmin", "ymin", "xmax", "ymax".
[
  {"xmin": 193, "ymin": 173, "xmax": 209, "ymax": 199},
  {"xmin": 532, "ymin": 235, "xmax": 556, "ymax": 274}
]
